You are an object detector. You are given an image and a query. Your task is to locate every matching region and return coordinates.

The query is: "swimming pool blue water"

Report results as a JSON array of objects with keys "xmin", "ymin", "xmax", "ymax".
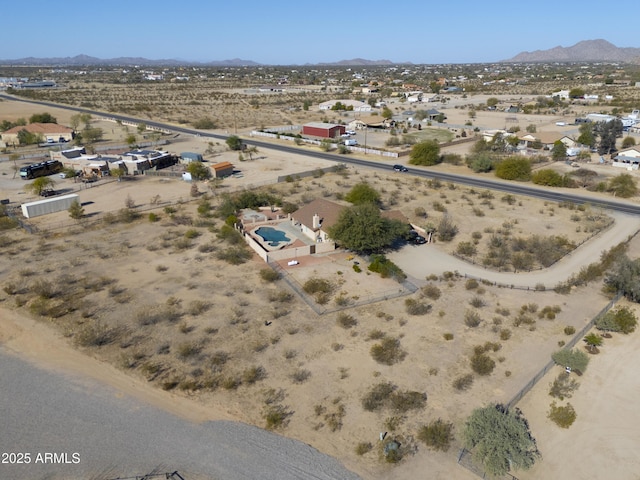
[{"xmin": 255, "ymin": 226, "xmax": 291, "ymax": 247}]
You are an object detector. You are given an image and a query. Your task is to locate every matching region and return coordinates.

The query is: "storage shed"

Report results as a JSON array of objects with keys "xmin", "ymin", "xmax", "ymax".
[
  {"xmin": 211, "ymin": 161, "xmax": 234, "ymax": 178},
  {"xmin": 302, "ymin": 122, "xmax": 345, "ymax": 139},
  {"xmin": 181, "ymin": 152, "xmax": 203, "ymax": 163}
]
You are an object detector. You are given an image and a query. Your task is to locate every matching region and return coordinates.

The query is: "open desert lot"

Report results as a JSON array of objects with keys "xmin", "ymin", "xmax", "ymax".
[{"xmin": 2, "ymin": 84, "xmax": 640, "ymax": 480}]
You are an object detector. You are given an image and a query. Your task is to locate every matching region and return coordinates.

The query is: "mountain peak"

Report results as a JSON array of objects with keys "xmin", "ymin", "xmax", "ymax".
[{"xmin": 504, "ymin": 39, "xmax": 640, "ymax": 63}]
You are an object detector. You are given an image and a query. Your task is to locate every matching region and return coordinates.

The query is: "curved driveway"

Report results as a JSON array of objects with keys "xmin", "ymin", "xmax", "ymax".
[{"xmin": 389, "ymin": 211, "xmax": 640, "ymax": 288}]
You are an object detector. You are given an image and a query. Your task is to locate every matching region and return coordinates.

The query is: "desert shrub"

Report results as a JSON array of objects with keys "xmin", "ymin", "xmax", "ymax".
[
  {"xmin": 303, "ymin": 277, "xmax": 333, "ymax": 295},
  {"xmin": 370, "ymin": 336, "xmax": 407, "ymax": 365},
  {"xmin": 355, "ymin": 442, "xmax": 373, "ymax": 455},
  {"xmin": 135, "ymin": 305, "xmax": 181, "ymax": 326},
  {"xmin": 465, "ymin": 278, "xmax": 479, "ymax": 290},
  {"xmin": 469, "ymin": 296, "xmax": 485, "ymax": 308},
  {"xmin": 443, "ymin": 333, "xmax": 454, "ymax": 341},
  {"xmin": 216, "ymin": 246, "xmax": 252, "ymax": 265},
  {"xmin": 362, "ymin": 382, "xmax": 395, "ymax": 411},
  {"xmin": 499, "ymin": 329, "xmax": 512, "ymax": 340},
  {"xmin": 453, "ymin": 373, "xmax": 474, "ymax": 391},
  {"xmin": 417, "ymin": 419, "xmax": 455, "ymax": 451},
  {"xmin": 390, "ymin": 391, "xmax": 427, "ymax": 413},
  {"xmin": 437, "ymin": 215, "xmax": 458, "ymax": 241},
  {"xmin": 74, "ymin": 321, "xmax": 118, "ymax": 347},
  {"xmin": 405, "ymin": 298, "xmax": 432, "ymax": 315},
  {"xmin": 368, "ymin": 254, "xmax": 407, "ymax": 282},
  {"xmin": 564, "ymin": 326, "xmax": 576, "ymax": 335},
  {"xmin": 259, "ymin": 268, "xmax": 280, "ymax": 282},
  {"xmin": 242, "ymin": 365, "xmax": 267, "ymax": 384},
  {"xmin": 268, "ymin": 290, "xmax": 293, "ymax": 303},
  {"xmin": 186, "ymin": 300, "xmax": 211, "ymax": 316},
  {"xmin": 470, "ymin": 353, "xmax": 496, "ymax": 376},
  {"xmin": 291, "ymin": 369, "xmax": 311, "ymax": 384},
  {"xmin": 422, "ymin": 284, "xmax": 441, "ymax": 300},
  {"xmin": 263, "ymin": 404, "xmax": 292, "ymax": 430},
  {"xmin": 336, "ymin": 312, "xmax": 358, "ymax": 329},
  {"xmin": 548, "ymin": 402, "xmax": 577, "ymax": 428},
  {"xmin": 464, "ymin": 310, "xmax": 482, "ymax": 327},
  {"xmin": 552, "ymin": 348, "xmax": 589, "ymax": 373},
  {"xmin": 549, "ymin": 372, "xmax": 580, "ymax": 400},
  {"xmin": 30, "ymin": 279, "xmax": 58, "ymax": 299},
  {"xmin": 176, "ymin": 341, "xmax": 202, "ymax": 360}
]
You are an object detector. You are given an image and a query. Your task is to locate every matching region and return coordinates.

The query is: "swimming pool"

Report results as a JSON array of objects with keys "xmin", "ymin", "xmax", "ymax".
[{"xmin": 254, "ymin": 226, "xmax": 291, "ymax": 247}]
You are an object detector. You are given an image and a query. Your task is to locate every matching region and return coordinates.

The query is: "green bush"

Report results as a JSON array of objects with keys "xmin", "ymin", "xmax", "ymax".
[
  {"xmin": 368, "ymin": 255, "xmax": 406, "ymax": 282},
  {"xmin": 417, "ymin": 419, "xmax": 455, "ymax": 451},
  {"xmin": 362, "ymin": 382, "xmax": 395, "ymax": 411},
  {"xmin": 464, "ymin": 310, "xmax": 482, "ymax": 327},
  {"xmin": 564, "ymin": 326, "xmax": 576, "ymax": 335},
  {"xmin": 453, "ymin": 373, "xmax": 474, "ymax": 391},
  {"xmin": 551, "ymin": 348, "xmax": 589, "ymax": 373},
  {"xmin": 259, "ymin": 268, "xmax": 280, "ymax": 282},
  {"xmin": 405, "ymin": 298, "xmax": 432, "ymax": 315},
  {"xmin": 422, "ymin": 284, "xmax": 441, "ymax": 300},
  {"xmin": 303, "ymin": 277, "xmax": 333, "ymax": 294},
  {"xmin": 596, "ymin": 306, "xmax": 638, "ymax": 334},
  {"xmin": 370, "ymin": 336, "xmax": 406, "ymax": 365},
  {"xmin": 549, "ymin": 372, "xmax": 579, "ymax": 400},
  {"xmin": 494, "ymin": 157, "xmax": 531, "ymax": 181},
  {"xmin": 470, "ymin": 353, "xmax": 496, "ymax": 376},
  {"xmin": 355, "ymin": 442, "xmax": 373, "ymax": 456},
  {"xmin": 548, "ymin": 402, "xmax": 577, "ymax": 428},
  {"xmin": 337, "ymin": 312, "xmax": 358, "ymax": 329}
]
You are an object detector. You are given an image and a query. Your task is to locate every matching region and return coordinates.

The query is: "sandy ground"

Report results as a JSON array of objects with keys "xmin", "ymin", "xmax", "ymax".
[{"xmin": 3, "ymin": 96, "xmax": 640, "ymax": 480}]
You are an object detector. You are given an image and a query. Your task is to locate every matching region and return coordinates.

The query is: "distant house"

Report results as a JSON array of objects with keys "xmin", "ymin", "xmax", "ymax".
[
  {"xmin": 348, "ymin": 115, "xmax": 394, "ymax": 130},
  {"xmin": 1, "ymin": 123, "xmax": 73, "ymax": 146},
  {"xmin": 612, "ymin": 148, "xmax": 640, "ymax": 169},
  {"xmin": 211, "ymin": 161, "xmax": 234, "ymax": 178},
  {"xmin": 517, "ymin": 132, "xmax": 577, "ymax": 150},
  {"xmin": 302, "ymin": 122, "xmax": 345, "ymax": 139},
  {"xmin": 318, "ymin": 99, "xmax": 371, "ymax": 112}
]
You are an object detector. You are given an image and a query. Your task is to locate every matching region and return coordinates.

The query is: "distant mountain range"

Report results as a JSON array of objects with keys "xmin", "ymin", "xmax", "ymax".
[
  {"xmin": 504, "ymin": 39, "xmax": 640, "ymax": 63},
  {"xmin": 1, "ymin": 40, "xmax": 639, "ymax": 67}
]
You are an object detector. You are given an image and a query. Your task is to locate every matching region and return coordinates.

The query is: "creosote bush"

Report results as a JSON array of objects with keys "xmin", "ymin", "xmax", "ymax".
[
  {"xmin": 370, "ymin": 336, "xmax": 407, "ymax": 365},
  {"xmin": 548, "ymin": 402, "xmax": 577, "ymax": 428},
  {"xmin": 453, "ymin": 373, "xmax": 474, "ymax": 391},
  {"xmin": 417, "ymin": 419, "xmax": 455, "ymax": 451},
  {"xmin": 336, "ymin": 312, "xmax": 358, "ymax": 329},
  {"xmin": 405, "ymin": 298, "xmax": 432, "ymax": 315}
]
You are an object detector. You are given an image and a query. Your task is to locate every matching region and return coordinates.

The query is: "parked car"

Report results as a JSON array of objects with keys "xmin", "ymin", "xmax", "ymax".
[
  {"xmin": 393, "ymin": 164, "xmax": 409, "ymax": 172},
  {"xmin": 345, "ymin": 130, "xmax": 356, "ymax": 135},
  {"xmin": 413, "ymin": 235, "xmax": 427, "ymax": 245},
  {"xmin": 40, "ymin": 189, "xmax": 57, "ymax": 197}
]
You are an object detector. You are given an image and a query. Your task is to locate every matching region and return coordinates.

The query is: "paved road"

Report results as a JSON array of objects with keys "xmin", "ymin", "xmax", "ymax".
[
  {"xmin": 0, "ymin": 348, "xmax": 361, "ymax": 480},
  {"xmin": 389, "ymin": 210, "xmax": 640, "ymax": 288},
  {"xmin": 3, "ymin": 93, "xmax": 640, "ymax": 216}
]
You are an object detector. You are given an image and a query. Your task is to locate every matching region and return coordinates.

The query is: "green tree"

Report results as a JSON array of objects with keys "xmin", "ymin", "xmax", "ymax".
[
  {"xmin": 409, "ymin": 140, "xmax": 441, "ymax": 166},
  {"xmin": 569, "ymin": 87, "xmax": 585, "ymax": 99},
  {"xmin": 68, "ymin": 199, "xmax": 85, "ymax": 221},
  {"xmin": 577, "ymin": 123, "xmax": 596, "ymax": 148},
  {"xmin": 110, "ymin": 166, "xmax": 126, "ymax": 182},
  {"xmin": 486, "ymin": 97, "xmax": 499, "ymax": 108},
  {"xmin": 622, "ymin": 136, "xmax": 636, "ymax": 148},
  {"xmin": 82, "ymin": 127, "xmax": 104, "ymax": 144},
  {"xmin": 551, "ymin": 348, "xmax": 590, "ymax": 372},
  {"xmin": 583, "ymin": 333, "xmax": 603, "ymax": 351},
  {"xmin": 607, "ymin": 173, "xmax": 637, "ymax": 198},
  {"xmin": 604, "ymin": 256, "xmax": 640, "ymax": 302},
  {"xmin": 596, "ymin": 305, "xmax": 638, "ymax": 334},
  {"xmin": 381, "ymin": 106, "xmax": 394, "ymax": 120},
  {"xmin": 551, "ymin": 140, "xmax": 567, "ymax": 161},
  {"xmin": 328, "ymin": 203, "xmax": 408, "ymax": 254},
  {"xmin": 26, "ymin": 177, "xmax": 55, "ymax": 196},
  {"xmin": 125, "ymin": 134, "xmax": 137, "ymax": 148},
  {"xmin": 466, "ymin": 152, "xmax": 494, "ymax": 173},
  {"xmin": 495, "ymin": 157, "xmax": 531, "ymax": 181},
  {"xmin": 344, "ymin": 183, "xmax": 380, "ymax": 206},
  {"xmin": 186, "ymin": 161, "xmax": 212, "ymax": 180},
  {"xmin": 17, "ymin": 129, "xmax": 41, "ymax": 145},
  {"xmin": 137, "ymin": 122, "xmax": 147, "ymax": 134},
  {"xmin": 29, "ymin": 112, "xmax": 57, "ymax": 124},
  {"xmin": 464, "ymin": 404, "xmax": 540, "ymax": 477},
  {"xmin": 226, "ymin": 135, "xmax": 243, "ymax": 151},
  {"xmin": 70, "ymin": 113, "xmax": 82, "ymax": 131}
]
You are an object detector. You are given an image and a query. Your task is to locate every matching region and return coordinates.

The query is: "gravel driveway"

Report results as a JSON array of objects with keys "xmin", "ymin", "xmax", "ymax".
[
  {"xmin": 388, "ymin": 211, "xmax": 640, "ymax": 289},
  {"xmin": 0, "ymin": 348, "xmax": 361, "ymax": 480}
]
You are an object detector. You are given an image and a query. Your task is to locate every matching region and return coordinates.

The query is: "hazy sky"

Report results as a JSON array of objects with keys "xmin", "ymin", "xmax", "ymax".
[{"xmin": 2, "ymin": 0, "xmax": 636, "ymax": 64}]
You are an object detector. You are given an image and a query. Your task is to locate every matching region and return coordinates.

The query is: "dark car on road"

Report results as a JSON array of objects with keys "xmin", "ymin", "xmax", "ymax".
[
  {"xmin": 40, "ymin": 189, "xmax": 57, "ymax": 197},
  {"xmin": 393, "ymin": 164, "xmax": 408, "ymax": 172}
]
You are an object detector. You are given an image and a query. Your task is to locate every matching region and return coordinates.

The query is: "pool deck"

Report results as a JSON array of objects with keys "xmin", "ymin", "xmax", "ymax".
[{"xmin": 249, "ymin": 220, "xmax": 315, "ymax": 252}]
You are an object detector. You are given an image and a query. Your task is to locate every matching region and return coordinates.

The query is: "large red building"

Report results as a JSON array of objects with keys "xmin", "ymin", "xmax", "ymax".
[{"xmin": 302, "ymin": 122, "xmax": 345, "ymax": 139}]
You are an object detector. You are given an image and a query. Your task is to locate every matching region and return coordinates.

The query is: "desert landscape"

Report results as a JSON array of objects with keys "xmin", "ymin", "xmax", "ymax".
[{"xmin": 2, "ymin": 70, "xmax": 640, "ymax": 480}]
